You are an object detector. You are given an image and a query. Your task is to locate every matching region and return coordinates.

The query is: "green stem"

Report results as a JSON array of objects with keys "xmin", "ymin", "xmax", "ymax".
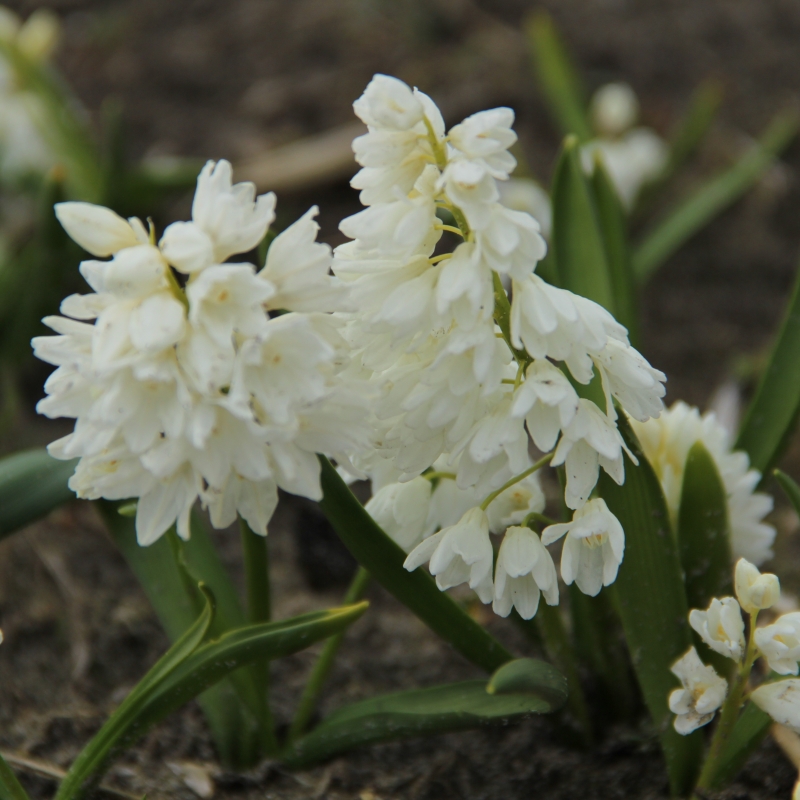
[
  {"xmin": 491, "ymin": 272, "xmax": 531, "ymax": 367},
  {"xmin": 480, "ymin": 453, "xmax": 553, "ymax": 511},
  {"xmin": 695, "ymin": 612, "xmax": 759, "ymax": 793},
  {"xmin": 287, "ymin": 567, "xmax": 371, "ymax": 743},
  {"xmin": 423, "ymin": 471, "xmax": 457, "ymax": 482},
  {"xmin": 238, "ymin": 517, "xmax": 278, "ymax": 754}
]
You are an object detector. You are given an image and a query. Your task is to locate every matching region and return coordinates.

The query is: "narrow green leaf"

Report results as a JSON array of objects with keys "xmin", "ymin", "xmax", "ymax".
[
  {"xmin": 0, "ymin": 449, "xmax": 77, "ymax": 541},
  {"xmin": 98, "ymin": 502, "xmax": 264, "ymax": 768},
  {"xmin": 526, "ymin": 11, "xmax": 592, "ymax": 142},
  {"xmin": 598, "ymin": 415, "xmax": 703, "ymax": 797},
  {"xmin": 318, "ymin": 456, "xmax": 512, "ymax": 673},
  {"xmin": 590, "ymin": 159, "xmax": 640, "ymax": 345},
  {"xmin": 55, "ymin": 587, "xmax": 215, "ymax": 800},
  {"xmin": 736, "ymin": 264, "xmax": 800, "ymax": 477},
  {"xmin": 704, "ymin": 701, "xmax": 772, "ymax": 790},
  {"xmin": 0, "ymin": 751, "xmax": 30, "ymax": 800},
  {"xmin": 633, "ymin": 109, "xmax": 799, "ymax": 283},
  {"xmin": 551, "ymin": 137, "xmax": 616, "ymax": 315},
  {"xmin": 775, "ymin": 470, "xmax": 800, "ymax": 516},
  {"xmin": 284, "ymin": 658, "xmax": 565, "ymax": 768},
  {"xmin": 677, "ymin": 441, "xmax": 732, "ymax": 611}
]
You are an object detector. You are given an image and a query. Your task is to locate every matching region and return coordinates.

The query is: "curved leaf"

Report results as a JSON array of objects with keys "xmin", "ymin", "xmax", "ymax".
[
  {"xmin": 0, "ymin": 751, "xmax": 30, "ymax": 800},
  {"xmin": 776, "ymin": 469, "xmax": 800, "ymax": 515},
  {"xmin": 598, "ymin": 414, "xmax": 703, "ymax": 797},
  {"xmin": 736, "ymin": 262, "xmax": 800, "ymax": 477},
  {"xmin": 0, "ymin": 449, "xmax": 77, "ymax": 541},
  {"xmin": 317, "ymin": 456, "xmax": 512, "ymax": 673},
  {"xmin": 284, "ymin": 658, "xmax": 566, "ymax": 768}
]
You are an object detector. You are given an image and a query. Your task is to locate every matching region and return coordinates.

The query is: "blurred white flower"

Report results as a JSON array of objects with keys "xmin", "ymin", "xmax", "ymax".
[
  {"xmin": 689, "ymin": 597, "xmax": 746, "ymax": 662},
  {"xmin": 751, "ymin": 679, "xmax": 800, "ymax": 733},
  {"xmin": 669, "ymin": 646, "xmax": 728, "ymax": 735},
  {"xmin": 590, "ymin": 82, "xmax": 640, "ymax": 138},
  {"xmin": 755, "ymin": 613, "xmax": 800, "ymax": 675}
]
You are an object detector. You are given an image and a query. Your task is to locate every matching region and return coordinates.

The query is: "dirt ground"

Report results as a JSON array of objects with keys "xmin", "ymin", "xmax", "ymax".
[{"xmin": 3, "ymin": 0, "xmax": 800, "ymax": 798}]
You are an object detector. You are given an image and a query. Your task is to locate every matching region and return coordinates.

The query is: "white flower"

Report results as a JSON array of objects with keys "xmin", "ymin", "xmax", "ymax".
[
  {"xmin": 485, "ymin": 471, "xmax": 545, "ymax": 534},
  {"xmin": 668, "ymin": 647, "xmax": 728, "ymax": 735},
  {"xmin": 441, "ymin": 158, "xmax": 499, "ymax": 230},
  {"xmin": 590, "ymin": 83, "xmax": 640, "ymax": 138},
  {"xmin": 498, "ymin": 178, "xmax": 552, "ymax": 240},
  {"xmin": 160, "ymin": 159, "xmax": 276, "ymax": 272},
  {"xmin": 448, "ymin": 107, "xmax": 517, "ymax": 179},
  {"xmin": 353, "ymin": 73, "xmax": 425, "ymax": 131},
  {"xmin": 735, "ymin": 558, "xmax": 780, "ymax": 615},
  {"xmin": 493, "ymin": 526, "xmax": 558, "ymax": 619},
  {"xmin": 475, "ymin": 204, "xmax": 547, "ymax": 282},
  {"xmin": 542, "ymin": 498, "xmax": 625, "ymax": 596},
  {"xmin": 751, "ymin": 679, "xmax": 800, "ymax": 733},
  {"xmin": 755, "ymin": 613, "xmax": 800, "ymax": 675},
  {"xmin": 631, "ymin": 401, "xmax": 776, "ymax": 565},
  {"xmin": 404, "ymin": 506, "xmax": 494, "ymax": 603},
  {"xmin": 689, "ymin": 597, "xmax": 745, "ymax": 662},
  {"xmin": 55, "ymin": 202, "xmax": 146, "ymax": 257},
  {"xmin": 366, "ymin": 476, "xmax": 432, "ymax": 552}
]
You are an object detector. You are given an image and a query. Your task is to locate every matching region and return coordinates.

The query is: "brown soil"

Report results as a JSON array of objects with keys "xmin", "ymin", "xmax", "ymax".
[{"xmin": 3, "ymin": 0, "xmax": 800, "ymax": 798}]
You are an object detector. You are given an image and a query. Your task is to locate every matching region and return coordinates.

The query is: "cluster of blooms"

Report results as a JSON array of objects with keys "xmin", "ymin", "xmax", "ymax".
[
  {"xmin": 0, "ymin": 6, "xmax": 60, "ymax": 179},
  {"xmin": 581, "ymin": 82, "xmax": 667, "ymax": 210},
  {"xmin": 337, "ymin": 74, "xmax": 666, "ymax": 617},
  {"xmin": 631, "ymin": 401, "xmax": 775, "ymax": 565},
  {"xmin": 33, "ymin": 160, "xmax": 367, "ymax": 544},
  {"xmin": 669, "ymin": 558, "xmax": 800, "ymax": 736}
]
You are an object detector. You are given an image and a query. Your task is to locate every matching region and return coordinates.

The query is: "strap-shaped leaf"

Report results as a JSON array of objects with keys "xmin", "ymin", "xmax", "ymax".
[
  {"xmin": 677, "ymin": 440, "xmax": 732, "ymax": 611},
  {"xmin": 590, "ymin": 160, "xmax": 640, "ymax": 345},
  {"xmin": 283, "ymin": 658, "xmax": 566, "ymax": 768},
  {"xmin": 702, "ymin": 701, "xmax": 772, "ymax": 790},
  {"xmin": 551, "ymin": 137, "xmax": 615, "ymax": 315},
  {"xmin": 598, "ymin": 415, "xmax": 703, "ymax": 797},
  {"xmin": 736, "ymin": 265, "xmax": 800, "ymax": 477},
  {"xmin": 0, "ymin": 449, "xmax": 77, "ymax": 541},
  {"xmin": 55, "ymin": 587, "xmax": 215, "ymax": 800},
  {"xmin": 99, "ymin": 502, "xmax": 265, "ymax": 768},
  {"xmin": 633, "ymin": 110, "xmax": 799, "ymax": 283},
  {"xmin": 526, "ymin": 11, "xmax": 592, "ymax": 142},
  {"xmin": 776, "ymin": 469, "xmax": 800, "ymax": 514},
  {"xmin": 0, "ymin": 751, "xmax": 30, "ymax": 800},
  {"xmin": 318, "ymin": 456, "xmax": 512, "ymax": 673}
]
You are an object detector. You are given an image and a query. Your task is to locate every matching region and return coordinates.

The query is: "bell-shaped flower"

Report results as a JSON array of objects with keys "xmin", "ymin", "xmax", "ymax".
[
  {"xmin": 485, "ymin": 471, "xmax": 545, "ymax": 534},
  {"xmin": 735, "ymin": 557, "xmax": 780, "ymax": 615},
  {"xmin": 511, "ymin": 359, "xmax": 580, "ymax": 452},
  {"xmin": 353, "ymin": 73, "xmax": 425, "ymax": 131},
  {"xmin": 55, "ymin": 202, "xmax": 147, "ymax": 258},
  {"xmin": 441, "ymin": 158, "xmax": 499, "ymax": 230},
  {"xmin": 404, "ymin": 506, "xmax": 494, "ymax": 603},
  {"xmin": 475, "ymin": 204, "xmax": 547, "ymax": 283},
  {"xmin": 448, "ymin": 107, "xmax": 518, "ymax": 179},
  {"xmin": 754, "ymin": 613, "xmax": 800, "ymax": 675},
  {"xmin": 668, "ymin": 646, "xmax": 728, "ymax": 735},
  {"xmin": 160, "ymin": 159, "xmax": 276, "ymax": 271},
  {"xmin": 542, "ymin": 498, "xmax": 625, "ymax": 597},
  {"xmin": 689, "ymin": 597, "xmax": 746, "ymax": 662},
  {"xmin": 493, "ymin": 526, "xmax": 558, "ymax": 619},
  {"xmin": 751, "ymin": 679, "xmax": 800, "ymax": 733},
  {"xmin": 259, "ymin": 206, "xmax": 347, "ymax": 312},
  {"xmin": 366, "ymin": 476, "xmax": 433, "ymax": 552}
]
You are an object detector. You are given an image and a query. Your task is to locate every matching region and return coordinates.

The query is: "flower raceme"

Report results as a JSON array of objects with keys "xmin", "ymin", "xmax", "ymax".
[
  {"xmin": 34, "ymin": 159, "xmax": 366, "ymax": 545},
  {"xmin": 341, "ymin": 73, "xmax": 666, "ymax": 615}
]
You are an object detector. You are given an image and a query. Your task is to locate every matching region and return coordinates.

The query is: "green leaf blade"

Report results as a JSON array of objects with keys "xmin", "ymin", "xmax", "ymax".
[
  {"xmin": 0, "ymin": 751, "xmax": 30, "ymax": 800},
  {"xmin": 317, "ymin": 456, "xmax": 512, "ymax": 673},
  {"xmin": 599, "ymin": 415, "xmax": 703, "ymax": 796}
]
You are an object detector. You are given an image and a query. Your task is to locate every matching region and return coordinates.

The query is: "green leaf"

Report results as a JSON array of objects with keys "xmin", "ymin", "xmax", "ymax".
[
  {"xmin": 98, "ymin": 502, "xmax": 265, "ymax": 768},
  {"xmin": 598, "ymin": 414, "xmax": 703, "ymax": 797},
  {"xmin": 736, "ymin": 264, "xmax": 800, "ymax": 477},
  {"xmin": 0, "ymin": 751, "xmax": 30, "ymax": 800},
  {"xmin": 526, "ymin": 11, "xmax": 592, "ymax": 142},
  {"xmin": 55, "ymin": 586, "xmax": 215, "ymax": 800},
  {"xmin": 551, "ymin": 137, "xmax": 616, "ymax": 315},
  {"xmin": 590, "ymin": 159, "xmax": 640, "ymax": 345},
  {"xmin": 704, "ymin": 701, "xmax": 772, "ymax": 790},
  {"xmin": 677, "ymin": 441, "xmax": 732, "ymax": 611},
  {"xmin": 0, "ymin": 449, "xmax": 77, "ymax": 541},
  {"xmin": 633, "ymin": 109, "xmax": 799, "ymax": 283},
  {"xmin": 283, "ymin": 658, "xmax": 566, "ymax": 768},
  {"xmin": 775, "ymin": 469, "xmax": 800, "ymax": 516},
  {"xmin": 317, "ymin": 456, "xmax": 512, "ymax": 673}
]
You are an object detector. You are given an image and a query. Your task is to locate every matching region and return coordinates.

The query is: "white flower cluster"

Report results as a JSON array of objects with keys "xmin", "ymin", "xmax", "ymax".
[
  {"xmin": 581, "ymin": 82, "xmax": 667, "ymax": 210},
  {"xmin": 669, "ymin": 558, "xmax": 800, "ymax": 735},
  {"xmin": 338, "ymin": 74, "xmax": 666, "ymax": 617},
  {"xmin": 34, "ymin": 160, "xmax": 366, "ymax": 544},
  {"xmin": 631, "ymin": 401, "xmax": 775, "ymax": 565}
]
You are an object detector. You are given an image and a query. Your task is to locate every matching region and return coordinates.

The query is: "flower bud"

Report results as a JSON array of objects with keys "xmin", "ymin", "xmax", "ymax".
[
  {"xmin": 590, "ymin": 82, "xmax": 639, "ymax": 137},
  {"xmin": 735, "ymin": 557, "xmax": 780, "ymax": 614}
]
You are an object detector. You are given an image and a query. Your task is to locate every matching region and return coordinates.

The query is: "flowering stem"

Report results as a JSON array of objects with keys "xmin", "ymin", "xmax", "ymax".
[
  {"xmin": 423, "ymin": 471, "xmax": 457, "ymax": 482},
  {"xmin": 491, "ymin": 272, "xmax": 531, "ymax": 368},
  {"xmin": 165, "ymin": 265, "xmax": 189, "ymax": 311},
  {"xmin": 434, "ymin": 223, "xmax": 464, "ymax": 236},
  {"xmin": 423, "ymin": 116, "xmax": 448, "ymax": 171},
  {"xmin": 479, "ymin": 453, "xmax": 553, "ymax": 511},
  {"xmin": 429, "ymin": 253, "xmax": 453, "ymax": 264},
  {"xmin": 694, "ymin": 611, "xmax": 760, "ymax": 793},
  {"xmin": 239, "ymin": 517, "xmax": 279, "ymax": 754},
  {"xmin": 287, "ymin": 567, "xmax": 371, "ymax": 744}
]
